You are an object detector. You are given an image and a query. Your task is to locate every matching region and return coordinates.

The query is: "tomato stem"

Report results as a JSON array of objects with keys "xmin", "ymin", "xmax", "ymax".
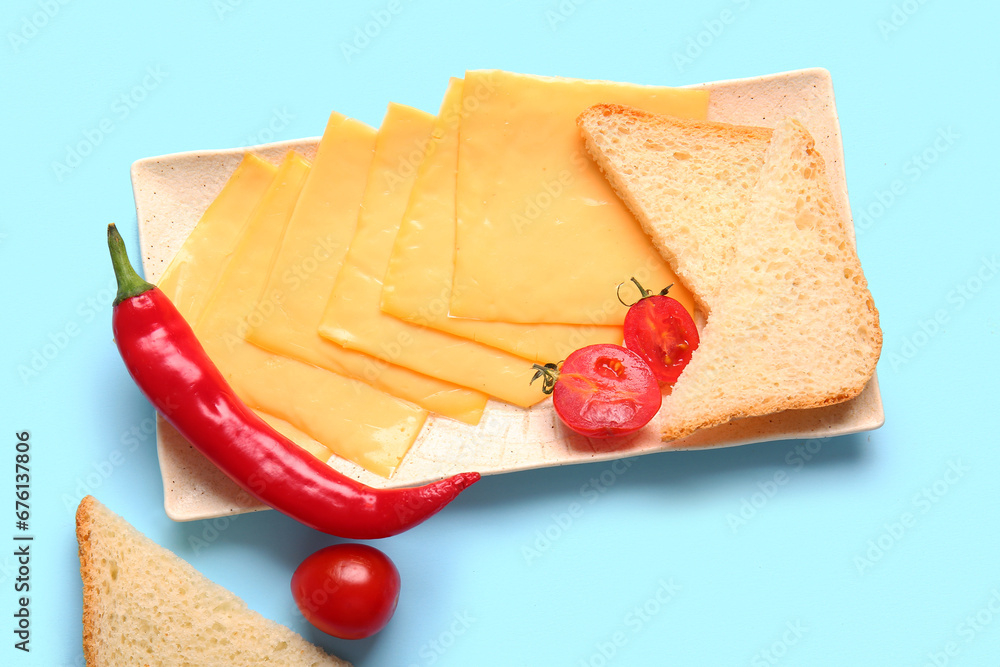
[
  {"xmin": 530, "ymin": 362, "xmax": 560, "ymax": 395},
  {"xmin": 616, "ymin": 277, "xmax": 673, "ymax": 307}
]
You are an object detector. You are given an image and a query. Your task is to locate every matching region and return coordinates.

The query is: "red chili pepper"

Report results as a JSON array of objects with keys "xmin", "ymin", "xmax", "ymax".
[{"xmin": 107, "ymin": 224, "xmax": 479, "ymax": 539}]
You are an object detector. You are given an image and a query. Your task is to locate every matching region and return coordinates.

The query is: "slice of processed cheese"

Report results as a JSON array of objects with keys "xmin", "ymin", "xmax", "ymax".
[
  {"xmin": 158, "ymin": 153, "xmax": 277, "ymax": 323},
  {"xmin": 451, "ymin": 70, "xmax": 706, "ymax": 325},
  {"xmin": 193, "ymin": 152, "xmax": 427, "ymax": 478},
  {"xmin": 156, "ymin": 154, "xmax": 330, "ymax": 462},
  {"xmin": 256, "ymin": 412, "xmax": 332, "ymax": 463},
  {"xmin": 318, "ymin": 101, "xmax": 544, "ymax": 408},
  {"xmin": 380, "ymin": 78, "xmax": 623, "ymax": 362},
  {"xmin": 244, "ymin": 112, "xmax": 486, "ymax": 426}
]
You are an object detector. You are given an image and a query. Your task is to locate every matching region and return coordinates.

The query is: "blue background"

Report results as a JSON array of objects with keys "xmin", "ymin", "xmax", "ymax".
[{"xmin": 2, "ymin": 1, "xmax": 998, "ymax": 665}]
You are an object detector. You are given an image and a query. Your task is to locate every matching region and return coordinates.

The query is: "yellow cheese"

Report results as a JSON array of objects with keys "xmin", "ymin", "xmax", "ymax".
[
  {"xmin": 380, "ymin": 78, "xmax": 623, "ymax": 363},
  {"xmin": 245, "ymin": 112, "xmax": 486, "ymax": 426},
  {"xmin": 318, "ymin": 100, "xmax": 544, "ymax": 408},
  {"xmin": 257, "ymin": 413, "xmax": 332, "ymax": 463},
  {"xmin": 155, "ymin": 154, "xmax": 331, "ymax": 462},
  {"xmin": 451, "ymin": 70, "xmax": 706, "ymax": 325},
  {"xmin": 193, "ymin": 152, "xmax": 427, "ymax": 478},
  {"xmin": 158, "ymin": 153, "xmax": 277, "ymax": 322}
]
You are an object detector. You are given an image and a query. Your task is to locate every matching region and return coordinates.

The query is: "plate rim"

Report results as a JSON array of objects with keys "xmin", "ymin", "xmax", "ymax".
[{"xmin": 131, "ymin": 66, "xmax": 884, "ymax": 522}]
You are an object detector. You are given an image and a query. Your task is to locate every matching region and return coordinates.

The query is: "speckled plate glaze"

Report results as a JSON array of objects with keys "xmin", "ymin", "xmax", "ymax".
[{"xmin": 131, "ymin": 68, "xmax": 884, "ymax": 522}]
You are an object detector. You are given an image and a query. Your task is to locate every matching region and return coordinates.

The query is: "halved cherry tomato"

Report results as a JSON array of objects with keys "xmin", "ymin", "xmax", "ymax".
[
  {"xmin": 532, "ymin": 344, "xmax": 661, "ymax": 438},
  {"xmin": 291, "ymin": 543, "xmax": 401, "ymax": 640},
  {"xmin": 620, "ymin": 278, "xmax": 699, "ymax": 386}
]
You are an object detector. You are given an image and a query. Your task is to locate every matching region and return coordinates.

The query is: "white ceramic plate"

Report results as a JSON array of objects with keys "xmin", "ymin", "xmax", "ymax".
[{"xmin": 131, "ymin": 68, "xmax": 884, "ymax": 522}]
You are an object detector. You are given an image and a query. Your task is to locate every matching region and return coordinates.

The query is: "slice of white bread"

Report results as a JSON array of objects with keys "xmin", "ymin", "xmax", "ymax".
[
  {"xmin": 578, "ymin": 104, "xmax": 773, "ymax": 314},
  {"xmin": 580, "ymin": 106, "xmax": 881, "ymax": 441},
  {"xmin": 662, "ymin": 118, "xmax": 880, "ymax": 440},
  {"xmin": 76, "ymin": 495, "xmax": 350, "ymax": 667}
]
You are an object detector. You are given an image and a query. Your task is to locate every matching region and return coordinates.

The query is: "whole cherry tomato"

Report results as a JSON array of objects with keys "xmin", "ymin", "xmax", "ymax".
[
  {"xmin": 532, "ymin": 343, "xmax": 661, "ymax": 438},
  {"xmin": 291, "ymin": 543, "xmax": 401, "ymax": 640},
  {"xmin": 620, "ymin": 278, "xmax": 699, "ymax": 386}
]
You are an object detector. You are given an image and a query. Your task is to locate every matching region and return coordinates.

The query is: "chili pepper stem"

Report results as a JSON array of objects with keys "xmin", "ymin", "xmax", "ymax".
[{"xmin": 108, "ymin": 224, "xmax": 154, "ymax": 306}]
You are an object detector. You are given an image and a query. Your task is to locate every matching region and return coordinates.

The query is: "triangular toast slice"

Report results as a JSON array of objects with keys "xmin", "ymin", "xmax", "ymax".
[
  {"xmin": 578, "ymin": 104, "xmax": 773, "ymax": 314},
  {"xmin": 76, "ymin": 496, "xmax": 350, "ymax": 667},
  {"xmin": 653, "ymin": 118, "xmax": 881, "ymax": 440}
]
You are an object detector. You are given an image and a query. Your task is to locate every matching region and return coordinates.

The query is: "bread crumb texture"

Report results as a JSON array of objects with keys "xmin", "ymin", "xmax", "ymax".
[
  {"xmin": 76, "ymin": 496, "xmax": 350, "ymax": 667},
  {"xmin": 579, "ymin": 105, "xmax": 773, "ymax": 314},
  {"xmin": 579, "ymin": 106, "xmax": 881, "ymax": 441},
  {"xmin": 658, "ymin": 118, "xmax": 881, "ymax": 440}
]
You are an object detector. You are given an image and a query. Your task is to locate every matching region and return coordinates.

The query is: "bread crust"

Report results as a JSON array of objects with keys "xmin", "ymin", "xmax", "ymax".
[
  {"xmin": 76, "ymin": 495, "xmax": 102, "ymax": 667},
  {"xmin": 580, "ymin": 106, "xmax": 881, "ymax": 442},
  {"xmin": 578, "ymin": 104, "xmax": 773, "ymax": 314},
  {"xmin": 75, "ymin": 495, "xmax": 351, "ymax": 667},
  {"xmin": 660, "ymin": 119, "xmax": 880, "ymax": 441},
  {"xmin": 579, "ymin": 103, "xmax": 772, "ymax": 144}
]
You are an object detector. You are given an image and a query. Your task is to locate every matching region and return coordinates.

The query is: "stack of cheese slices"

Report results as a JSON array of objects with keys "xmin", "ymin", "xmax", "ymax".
[
  {"xmin": 141, "ymin": 70, "xmax": 881, "ymax": 502},
  {"xmin": 147, "ymin": 71, "xmax": 714, "ymax": 482},
  {"xmin": 577, "ymin": 104, "xmax": 882, "ymax": 442}
]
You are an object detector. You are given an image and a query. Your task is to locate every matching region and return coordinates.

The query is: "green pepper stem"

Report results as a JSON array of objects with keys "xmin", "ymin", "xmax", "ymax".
[{"xmin": 108, "ymin": 224, "xmax": 154, "ymax": 305}]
